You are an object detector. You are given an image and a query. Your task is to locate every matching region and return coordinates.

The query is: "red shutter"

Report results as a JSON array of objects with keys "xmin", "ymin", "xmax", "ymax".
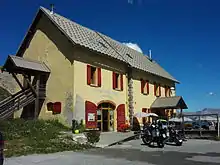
[
  {"xmin": 165, "ymin": 86, "xmax": 167, "ymax": 97},
  {"xmin": 87, "ymin": 65, "xmax": 91, "ymax": 85},
  {"xmin": 53, "ymin": 102, "xmax": 61, "ymax": 114},
  {"xmin": 168, "ymin": 86, "xmax": 171, "ymax": 97},
  {"xmin": 117, "ymin": 104, "xmax": 126, "ymax": 131},
  {"xmin": 97, "ymin": 68, "xmax": 101, "ymax": 87},
  {"xmin": 120, "ymin": 74, "xmax": 123, "ymax": 91},
  {"xmin": 112, "ymin": 72, "xmax": 116, "ymax": 89},
  {"xmin": 141, "ymin": 79, "xmax": 144, "ymax": 93},
  {"xmin": 85, "ymin": 101, "xmax": 97, "ymax": 129},
  {"xmin": 154, "ymin": 83, "xmax": 157, "ymax": 96},
  {"xmin": 159, "ymin": 84, "xmax": 161, "ymax": 96},
  {"xmin": 146, "ymin": 80, "xmax": 149, "ymax": 94}
]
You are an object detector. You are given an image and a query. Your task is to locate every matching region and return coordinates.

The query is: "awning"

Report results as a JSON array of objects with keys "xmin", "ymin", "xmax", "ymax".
[
  {"xmin": 150, "ymin": 96, "xmax": 188, "ymax": 109},
  {"xmin": 2, "ymin": 55, "xmax": 50, "ymax": 75}
]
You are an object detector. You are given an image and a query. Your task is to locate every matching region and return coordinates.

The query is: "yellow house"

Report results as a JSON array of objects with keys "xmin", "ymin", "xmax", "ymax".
[{"xmin": 1, "ymin": 7, "xmax": 187, "ymax": 131}]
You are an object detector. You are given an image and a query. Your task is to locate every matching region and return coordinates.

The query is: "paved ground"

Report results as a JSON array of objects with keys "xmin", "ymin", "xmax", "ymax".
[
  {"xmin": 4, "ymin": 139, "xmax": 220, "ymax": 165},
  {"xmin": 96, "ymin": 131, "xmax": 134, "ymax": 147}
]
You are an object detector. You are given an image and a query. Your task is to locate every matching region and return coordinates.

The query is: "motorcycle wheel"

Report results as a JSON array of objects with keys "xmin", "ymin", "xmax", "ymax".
[
  {"xmin": 157, "ymin": 140, "xmax": 165, "ymax": 148},
  {"xmin": 175, "ymin": 137, "xmax": 183, "ymax": 146},
  {"xmin": 176, "ymin": 140, "xmax": 183, "ymax": 146},
  {"xmin": 142, "ymin": 137, "xmax": 150, "ymax": 145}
]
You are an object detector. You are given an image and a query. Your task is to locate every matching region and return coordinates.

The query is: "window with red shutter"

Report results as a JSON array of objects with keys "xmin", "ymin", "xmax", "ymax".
[
  {"xmin": 145, "ymin": 80, "xmax": 149, "ymax": 94},
  {"xmin": 141, "ymin": 79, "xmax": 149, "ymax": 95},
  {"xmin": 165, "ymin": 86, "xmax": 171, "ymax": 97},
  {"xmin": 159, "ymin": 84, "xmax": 161, "ymax": 96},
  {"xmin": 154, "ymin": 83, "xmax": 161, "ymax": 97},
  {"xmin": 113, "ymin": 72, "xmax": 123, "ymax": 91},
  {"xmin": 87, "ymin": 65, "xmax": 101, "ymax": 87}
]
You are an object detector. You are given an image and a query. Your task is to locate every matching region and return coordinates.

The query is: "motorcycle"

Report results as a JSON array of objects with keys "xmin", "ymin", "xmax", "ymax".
[
  {"xmin": 166, "ymin": 125, "xmax": 183, "ymax": 146},
  {"xmin": 141, "ymin": 121, "xmax": 167, "ymax": 148}
]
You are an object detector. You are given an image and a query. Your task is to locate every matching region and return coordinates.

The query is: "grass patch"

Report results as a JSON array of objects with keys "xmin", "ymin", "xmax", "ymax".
[{"xmin": 0, "ymin": 119, "xmax": 94, "ymax": 157}]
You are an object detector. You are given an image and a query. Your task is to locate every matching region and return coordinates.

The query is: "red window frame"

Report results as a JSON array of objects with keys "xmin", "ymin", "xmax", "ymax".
[
  {"xmin": 87, "ymin": 65, "xmax": 101, "ymax": 87},
  {"xmin": 112, "ymin": 72, "xmax": 123, "ymax": 91},
  {"xmin": 141, "ymin": 79, "xmax": 149, "ymax": 95},
  {"xmin": 154, "ymin": 83, "xmax": 161, "ymax": 97}
]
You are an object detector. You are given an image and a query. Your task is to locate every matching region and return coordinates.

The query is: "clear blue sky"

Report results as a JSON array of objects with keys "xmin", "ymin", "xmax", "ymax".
[{"xmin": 0, "ymin": 0, "xmax": 220, "ymax": 112}]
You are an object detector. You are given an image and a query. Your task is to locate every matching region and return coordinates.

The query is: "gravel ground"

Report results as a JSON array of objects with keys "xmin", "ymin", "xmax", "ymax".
[{"xmin": 4, "ymin": 139, "xmax": 220, "ymax": 165}]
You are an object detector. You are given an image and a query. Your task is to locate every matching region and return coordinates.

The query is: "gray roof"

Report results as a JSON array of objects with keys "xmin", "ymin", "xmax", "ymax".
[
  {"xmin": 37, "ymin": 7, "xmax": 178, "ymax": 83},
  {"xmin": 151, "ymin": 96, "xmax": 188, "ymax": 109},
  {"xmin": 5, "ymin": 55, "xmax": 50, "ymax": 73}
]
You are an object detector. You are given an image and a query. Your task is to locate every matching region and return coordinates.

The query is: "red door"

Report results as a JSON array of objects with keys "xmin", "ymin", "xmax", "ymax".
[
  {"xmin": 117, "ymin": 104, "xmax": 126, "ymax": 131},
  {"xmin": 85, "ymin": 101, "xmax": 97, "ymax": 129}
]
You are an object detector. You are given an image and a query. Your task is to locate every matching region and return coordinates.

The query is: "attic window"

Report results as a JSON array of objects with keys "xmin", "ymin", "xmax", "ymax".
[{"xmin": 126, "ymin": 53, "xmax": 133, "ymax": 59}]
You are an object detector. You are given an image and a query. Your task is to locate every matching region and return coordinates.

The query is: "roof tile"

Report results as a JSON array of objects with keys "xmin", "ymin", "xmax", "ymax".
[{"xmin": 40, "ymin": 7, "xmax": 178, "ymax": 82}]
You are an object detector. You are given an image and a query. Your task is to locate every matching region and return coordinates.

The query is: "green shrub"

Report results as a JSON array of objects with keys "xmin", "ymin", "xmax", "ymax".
[
  {"xmin": 0, "ymin": 119, "xmax": 93, "ymax": 157},
  {"xmin": 85, "ymin": 130, "xmax": 100, "ymax": 144}
]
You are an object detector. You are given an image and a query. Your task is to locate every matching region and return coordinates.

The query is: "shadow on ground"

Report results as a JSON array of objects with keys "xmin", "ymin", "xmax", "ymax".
[{"xmin": 81, "ymin": 148, "xmax": 220, "ymax": 165}]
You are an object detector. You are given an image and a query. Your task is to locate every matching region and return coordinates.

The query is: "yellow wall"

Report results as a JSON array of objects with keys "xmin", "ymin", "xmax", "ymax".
[
  {"xmin": 73, "ymin": 47, "xmax": 128, "ymax": 131},
  {"xmin": 14, "ymin": 15, "xmax": 75, "ymax": 126},
  {"xmin": 14, "ymin": 13, "xmax": 177, "ymax": 128},
  {"xmin": 132, "ymin": 69, "xmax": 175, "ymax": 114}
]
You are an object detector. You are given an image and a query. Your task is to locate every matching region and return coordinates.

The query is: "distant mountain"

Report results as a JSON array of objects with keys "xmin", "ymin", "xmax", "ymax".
[{"xmin": 177, "ymin": 108, "xmax": 220, "ymax": 116}]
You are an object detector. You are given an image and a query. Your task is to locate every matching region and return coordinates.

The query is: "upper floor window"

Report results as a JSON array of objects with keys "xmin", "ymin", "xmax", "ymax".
[
  {"xmin": 154, "ymin": 83, "xmax": 161, "ymax": 97},
  {"xmin": 141, "ymin": 79, "xmax": 149, "ymax": 95},
  {"xmin": 165, "ymin": 86, "xmax": 171, "ymax": 97},
  {"xmin": 112, "ymin": 72, "xmax": 123, "ymax": 91},
  {"xmin": 87, "ymin": 65, "xmax": 101, "ymax": 87}
]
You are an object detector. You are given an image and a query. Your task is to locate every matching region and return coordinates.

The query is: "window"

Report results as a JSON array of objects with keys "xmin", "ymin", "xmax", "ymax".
[
  {"xmin": 165, "ymin": 86, "xmax": 171, "ymax": 97},
  {"xmin": 141, "ymin": 79, "xmax": 149, "ymax": 95},
  {"xmin": 112, "ymin": 72, "xmax": 123, "ymax": 91},
  {"xmin": 154, "ymin": 83, "xmax": 161, "ymax": 97},
  {"xmin": 87, "ymin": 65, "xmax": 101, "ymax": 87}
]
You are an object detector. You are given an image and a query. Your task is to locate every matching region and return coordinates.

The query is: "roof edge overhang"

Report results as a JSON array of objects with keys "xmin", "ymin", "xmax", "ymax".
[
  {"xmin": 14, "ymin": 6, "xmax": 180, "ymax": 84},
  {"xmin": 150, "ymin": 96, "xmax": 188, "ymax": 110},
  {"xmin": 2, "ymin": 55, "xmax": 50, "ymax": 74}
]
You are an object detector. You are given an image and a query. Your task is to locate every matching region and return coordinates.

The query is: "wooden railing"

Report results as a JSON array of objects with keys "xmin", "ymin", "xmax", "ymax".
[
  {"xmin": 0, "ymin": 87, "xmax": 36, "ymax": 120},
  {"xmin": 0, "ymin": 83, "xmax": 47, "ymax": 120}
]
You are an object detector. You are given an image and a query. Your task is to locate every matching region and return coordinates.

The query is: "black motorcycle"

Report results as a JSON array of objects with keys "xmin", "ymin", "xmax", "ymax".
[
  {"xmin": 166, "ymin": 126, "xmax": 183, "ymax": 146},
  {"xmin": 141, "ymin": 121, "xmax": 167, "ymax": 148}
]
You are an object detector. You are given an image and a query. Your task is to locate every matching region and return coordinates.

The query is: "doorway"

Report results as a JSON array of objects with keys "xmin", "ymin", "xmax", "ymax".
[{"xmin": 97, "ymin": 102, "xmax": 115, "ymax": 132}]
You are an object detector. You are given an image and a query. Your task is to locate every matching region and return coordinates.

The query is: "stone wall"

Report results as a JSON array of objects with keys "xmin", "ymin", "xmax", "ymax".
[{"xmin": 0, "ymin": 72, "xmax": 17, "ymax": 94}]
